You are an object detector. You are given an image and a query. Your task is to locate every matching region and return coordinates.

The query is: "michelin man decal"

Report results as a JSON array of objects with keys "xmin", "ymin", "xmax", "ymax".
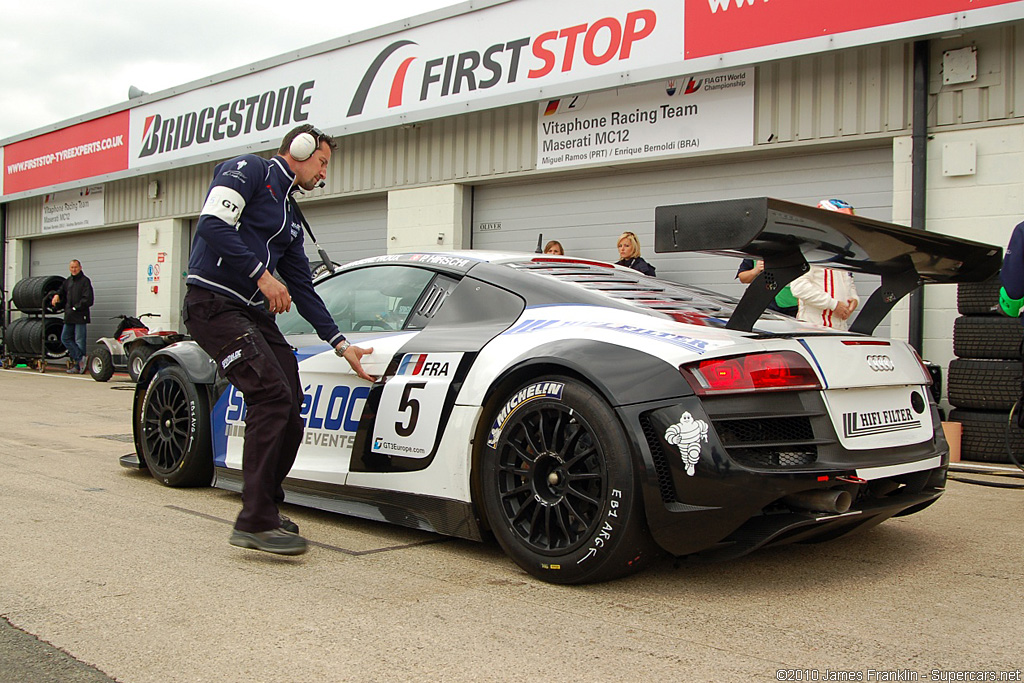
[{"xmin": 665, "ymin": 411, "xmax": 709, "ymax": 476}]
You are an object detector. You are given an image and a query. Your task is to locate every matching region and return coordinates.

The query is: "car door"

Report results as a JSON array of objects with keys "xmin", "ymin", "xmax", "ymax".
[{"xmin": 278, "ymin": 264, "xmax": 439, "ymax": 484}]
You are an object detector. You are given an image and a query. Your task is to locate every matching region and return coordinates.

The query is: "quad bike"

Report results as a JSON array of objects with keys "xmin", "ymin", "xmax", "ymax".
[{"xmin": 88, "ymin": 313, "xmax": 188, "ymax": 382}]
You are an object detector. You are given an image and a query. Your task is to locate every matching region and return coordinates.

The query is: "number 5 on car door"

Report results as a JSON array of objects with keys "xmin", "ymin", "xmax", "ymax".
[{"xmin": 371, "ymin": 352, "xmax": 464, "ymax": 458}]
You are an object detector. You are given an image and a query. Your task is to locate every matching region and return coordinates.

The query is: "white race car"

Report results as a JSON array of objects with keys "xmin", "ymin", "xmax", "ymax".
[{"xmin": 124, "ymin": 198, "xmax": 1000, "ymax": 583}]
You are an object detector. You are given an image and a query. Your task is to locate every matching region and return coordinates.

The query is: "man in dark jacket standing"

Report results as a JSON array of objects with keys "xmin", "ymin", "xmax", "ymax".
[
  {"xmin": 183, "ymin": 123, "xmax": 374, "ymax": 556},
  {"xmin": 51, "ymin": 259, "xmax": 93, "ymax": 374}
]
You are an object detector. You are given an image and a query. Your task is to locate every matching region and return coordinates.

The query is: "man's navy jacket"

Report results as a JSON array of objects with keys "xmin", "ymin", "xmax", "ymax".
[{"xmin": 186, "ymin": 154, "xmax": 343, "ymax": 347}]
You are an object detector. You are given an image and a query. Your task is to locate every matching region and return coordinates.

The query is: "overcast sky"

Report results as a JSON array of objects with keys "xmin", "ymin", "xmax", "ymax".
[{"xmin": 0, "ymin": 0, "xmax": 465, "ymax": 142}]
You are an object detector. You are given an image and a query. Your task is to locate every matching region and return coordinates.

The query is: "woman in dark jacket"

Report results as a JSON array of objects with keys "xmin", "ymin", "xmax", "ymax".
[{"xmin": 615, "ymin": 231, "xmax": 656, "ymax": 276}]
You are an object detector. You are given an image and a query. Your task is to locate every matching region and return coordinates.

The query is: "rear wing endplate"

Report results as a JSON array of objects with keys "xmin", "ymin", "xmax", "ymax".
[{"xmin": 654, "ymin": 197, "xmax": 1002, "ymax": 333}]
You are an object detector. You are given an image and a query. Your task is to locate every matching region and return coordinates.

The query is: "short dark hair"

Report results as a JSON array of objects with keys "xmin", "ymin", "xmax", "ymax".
[{"xmin": 279, "ymin": 124, "xmax": 337, "ymax": 155}]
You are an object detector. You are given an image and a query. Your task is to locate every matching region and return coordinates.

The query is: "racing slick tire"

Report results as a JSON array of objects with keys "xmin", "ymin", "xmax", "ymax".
[
  {"xmin": 128, "ymin": 345, "xmax": 155, "ymax": 382},
  {"xmin": 138, "ymin": 364, "xmax": 213, "ymax": 487},
  {"xmin": 11, "ymin": 275, "xmax": 63, "ymax": 313},
  {"xmin": 480, "ymin": 377, "xmax": 656, "ymax": 584},
  {"xmin": 42, "ymin": 318, "xmax": 67, "ymax": 360},
  {"xmin": 88, "ymin": 346, "xmax": 114, "ymax": 382}
]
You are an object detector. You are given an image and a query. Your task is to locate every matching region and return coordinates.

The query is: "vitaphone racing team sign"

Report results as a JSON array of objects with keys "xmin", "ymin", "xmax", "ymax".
[
  {"xmin": 3, "ymin": 0, "xmax": 1023, "ymax": 198},
  {"xmin": 41, "ymin": 185, "xmax": 105, "ymax": 233},
  {"xmin": 536, "ymin": 69, "xmax": 753, "ymax": 169}
]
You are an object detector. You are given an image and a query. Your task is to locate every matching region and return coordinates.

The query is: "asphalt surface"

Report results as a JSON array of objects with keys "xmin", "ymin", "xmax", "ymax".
[{"xmin": 1, "ymin": 366, "xmax": 1022, "ymax": 682}]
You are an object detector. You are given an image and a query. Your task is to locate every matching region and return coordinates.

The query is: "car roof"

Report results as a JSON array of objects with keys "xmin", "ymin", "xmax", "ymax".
[{"xmin": 341, "ymin": 250, "xmax": 775, "ymax": 329}]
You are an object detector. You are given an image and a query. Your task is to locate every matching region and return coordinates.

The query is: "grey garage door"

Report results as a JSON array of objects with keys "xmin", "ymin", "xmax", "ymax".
[
  {"xmin": 29, "ymin": 227, "xmax": 139, "ymax": 345},
  {"xmin": 183, "ymin": 195, "xmax": 387, "ymax": 301},
  {"xmin": 472, "ymin": 145, "xmax": 893, "ymax": 335},
  {"xmin": 298, "ymin": 196, "xmax": 387, "ymax": 268}
]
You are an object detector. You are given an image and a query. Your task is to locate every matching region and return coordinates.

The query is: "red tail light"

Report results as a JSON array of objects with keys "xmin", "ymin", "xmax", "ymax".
[{"xmin": 681, "ymin": 351, "xmax": 822, "ymax": 395}]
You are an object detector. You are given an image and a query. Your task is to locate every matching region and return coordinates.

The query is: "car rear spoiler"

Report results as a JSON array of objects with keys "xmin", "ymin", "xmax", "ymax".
[{"xmin": 654, "ymin": 197, "xmax": 1003, "ymax": 334}]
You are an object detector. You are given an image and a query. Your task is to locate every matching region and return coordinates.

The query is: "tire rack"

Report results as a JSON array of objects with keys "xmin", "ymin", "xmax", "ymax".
[
  {"xmin": 947, "ymin": 274, "xmax": 1024, "ymax": 463},
  {"xmin": 2, "ymin": 277, "xmax": 68, "ymax": 373}
]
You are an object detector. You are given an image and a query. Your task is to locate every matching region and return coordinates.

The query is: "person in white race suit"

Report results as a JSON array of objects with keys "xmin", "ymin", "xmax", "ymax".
[{"xmin": 788, "ymin": 199, "xmax": 861, "ymax": 331}]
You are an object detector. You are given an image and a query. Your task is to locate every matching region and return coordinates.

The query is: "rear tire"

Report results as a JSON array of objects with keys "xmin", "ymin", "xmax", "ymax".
[
  {"xmin": 480, "ymin": 377, "xmax": 655, "ymax": 584},
  {"xmin": 138, "ymin": 364, "xmax": 213, "ymax": 487},
  {"xmin": 128, "ymin": 345, "xmax": 155, "ymax": 382}
]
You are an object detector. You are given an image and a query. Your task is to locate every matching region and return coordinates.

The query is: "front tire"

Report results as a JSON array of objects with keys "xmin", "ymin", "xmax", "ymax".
[
  {"xmin": 480, "ymin": 377, "xmax": 655, "ymax": 584},
  {"xmin": 89, "ymin": 346, "xmax": 114, "ymax": 382},
  {"xmin": 138, "ymin": 364, "xmax": 213, "ymax": 487}
]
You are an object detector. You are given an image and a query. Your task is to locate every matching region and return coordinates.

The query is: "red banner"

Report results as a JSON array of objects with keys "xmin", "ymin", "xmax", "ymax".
[
  {"xmin": 685, "ymin": 0, "xmax": 1021, "ymax": 59},
  {"xmin": 2, "ymin": 112, "xmax": 129, "ymax": 195}
]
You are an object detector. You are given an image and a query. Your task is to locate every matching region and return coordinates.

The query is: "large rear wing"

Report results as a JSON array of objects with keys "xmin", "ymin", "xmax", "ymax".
[{"xmin": 654, "ymin": 197, "xmax": 1002, "ymax": 333}]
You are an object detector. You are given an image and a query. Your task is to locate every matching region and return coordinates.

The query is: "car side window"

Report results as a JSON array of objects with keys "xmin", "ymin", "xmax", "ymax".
[{"xmin": 276, "ymin": 265, "xmax": 436, "ymax": 335}]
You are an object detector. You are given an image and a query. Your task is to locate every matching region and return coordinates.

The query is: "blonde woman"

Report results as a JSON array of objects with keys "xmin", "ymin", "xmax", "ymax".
[{"xmin": 615, "ymin": 231, "xmax": 656, "ymax": 276}]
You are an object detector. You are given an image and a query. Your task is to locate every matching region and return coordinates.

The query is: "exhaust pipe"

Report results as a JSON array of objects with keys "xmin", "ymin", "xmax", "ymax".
[{"xmin": 783, "ymin": 489, "xmax": 852, "ymax": 514}]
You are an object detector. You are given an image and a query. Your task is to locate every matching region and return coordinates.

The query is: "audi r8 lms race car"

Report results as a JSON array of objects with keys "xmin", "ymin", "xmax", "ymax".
[{"xmin": 124, "ymin": 198, "xmax": 1001, "ymax": 584}]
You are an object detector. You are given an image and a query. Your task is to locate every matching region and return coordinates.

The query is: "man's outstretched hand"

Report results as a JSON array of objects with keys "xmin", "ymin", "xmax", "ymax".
[{"xmin": 339, "ymin": 343, "xmax": 376, "ymax": 382}]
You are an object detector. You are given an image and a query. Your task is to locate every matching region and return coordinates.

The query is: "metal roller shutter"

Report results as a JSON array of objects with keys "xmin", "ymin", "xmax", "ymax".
[
  {"xmin": 472, "ymin": 146, "xmax": 893, "ymax": 336},
  {"xmin": 297, "ymin": 197, "xmax": 387, "ymax": 268},
  {"xmin": 29, "ymin": 227, "xmax": 139, "ymax": 345}
]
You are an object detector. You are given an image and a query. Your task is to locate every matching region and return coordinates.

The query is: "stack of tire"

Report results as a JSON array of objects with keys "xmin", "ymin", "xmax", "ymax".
[
  {"xmin": 947, "ymin": 274, "xmax": 1024, "ymax": 463},
  {"xmin": 5, "ymin": 275, "xmax": 68, "ymax": 361}
]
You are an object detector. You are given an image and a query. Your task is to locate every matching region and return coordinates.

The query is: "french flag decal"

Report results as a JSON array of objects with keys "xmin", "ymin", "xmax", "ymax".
[{"xmin": 397, "ymin": 353, "xmax": 428, "ymax": 375}]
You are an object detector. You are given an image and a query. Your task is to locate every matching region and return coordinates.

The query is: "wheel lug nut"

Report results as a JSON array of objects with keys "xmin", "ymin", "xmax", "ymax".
[{"xmin": 547, "ymin": 471, "xmax": 560, "ymax": 485}]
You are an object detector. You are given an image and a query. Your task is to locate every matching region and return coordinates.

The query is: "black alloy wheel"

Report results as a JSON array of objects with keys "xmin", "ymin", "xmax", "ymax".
[
  {"xmin": 138, "ymin": 364, "xmax": 212, "ymax": 487},
  {"xmin": 481, "ymin": 377, "xmax": 655, "ymax": 584}
]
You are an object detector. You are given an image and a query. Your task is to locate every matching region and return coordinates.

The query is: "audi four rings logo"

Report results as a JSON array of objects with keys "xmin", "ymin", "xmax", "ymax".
[{"xmin": 866, "ymin": 355, "xmax": 895, "ymax": 372}]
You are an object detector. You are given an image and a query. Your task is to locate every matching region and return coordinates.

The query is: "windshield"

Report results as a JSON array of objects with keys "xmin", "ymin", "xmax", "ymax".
[{"xmin": 276, "ymin": 265, "xmax": 435, "ymax": 335}]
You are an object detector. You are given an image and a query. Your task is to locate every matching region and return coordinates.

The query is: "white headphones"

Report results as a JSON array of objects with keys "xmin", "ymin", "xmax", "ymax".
[{"xmin": 289, "ymin": 127, "xmax": 323, "ymax": 161}]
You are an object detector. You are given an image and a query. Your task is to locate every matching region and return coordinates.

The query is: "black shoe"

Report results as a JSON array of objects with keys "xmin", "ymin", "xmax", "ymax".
[
  {"xmin": 229, "ymin": 527, "xmax": 308, "ymax": 555},
  {"xmin": 279, "ymin": 513, "xmax": 299, "ymax": 534}
]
